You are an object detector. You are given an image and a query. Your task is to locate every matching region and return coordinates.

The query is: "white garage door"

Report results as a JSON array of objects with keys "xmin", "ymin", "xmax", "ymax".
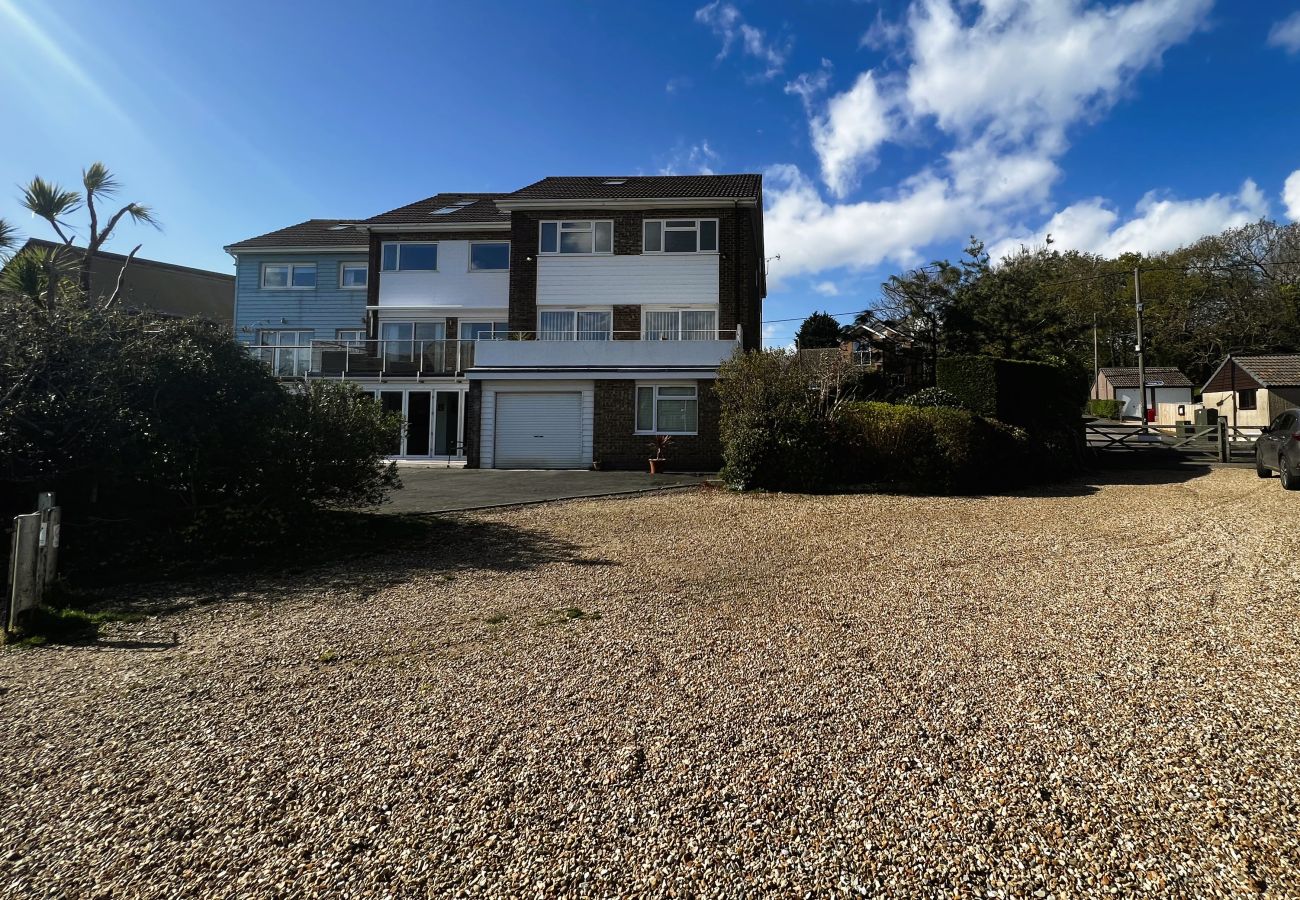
[{"xmin": 494, "ymin": 392, "xmax": 584, "ymax": 468}]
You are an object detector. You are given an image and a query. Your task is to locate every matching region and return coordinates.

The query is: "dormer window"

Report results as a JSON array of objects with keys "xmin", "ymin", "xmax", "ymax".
[
  {"xmin": 643, "ymin": 219, "xmax": 718, "ymax": 253},
  {"xmin": 539, "ymin": 220, "xmax": 613, "ymax": 255}
]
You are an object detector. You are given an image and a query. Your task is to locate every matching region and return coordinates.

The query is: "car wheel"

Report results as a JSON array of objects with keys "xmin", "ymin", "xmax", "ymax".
[
  {"xmin": 1282, "ymin": 456, "xmax": 1300, "ymax": 491},
  {"xmin": 1256, "ymin": 451, "xmax": 1273, "ymax": 478}
]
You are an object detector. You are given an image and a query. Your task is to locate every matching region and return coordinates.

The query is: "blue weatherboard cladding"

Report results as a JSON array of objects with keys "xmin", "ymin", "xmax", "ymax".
[{"xmin": 232, "ymin": 252, "xmax": 370, "ymax": 343}]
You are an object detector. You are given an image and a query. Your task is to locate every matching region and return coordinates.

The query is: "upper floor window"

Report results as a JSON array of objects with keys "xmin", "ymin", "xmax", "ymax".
[
  {"xmin": 469, "ymin": 242, "xmax": 510, "ymax": 271},
  {"xmin": 256, "ymin": 329, "xmax": 313, "ymax": 377},
  {"xmin": 540, "ymin": 220, "xmax": 613, "ymax": 255},
  {"xmin": 644, "ymin": 309, "xmax": 717, "ymax": 341},
  {"xmin": 643, "ymin": 219, "xmax": 718, "ymax": 254},
  {"xmin": 460, "ymin": 321, "xmax": 509, "ymax": 341},
  {"xmin": 339, "ymin": 262, "xmax": 368, "ymax": 288},
  {"xmin": 538, "ymin": 309, "xmax": 611, "ymax": 340},
  {"xmin": 261, "ymin": 263, "xmax": 316, "ymax": 289},
  {"xmin": 381, "ymin": 242, "xmax": 438, "ymax": 272}
]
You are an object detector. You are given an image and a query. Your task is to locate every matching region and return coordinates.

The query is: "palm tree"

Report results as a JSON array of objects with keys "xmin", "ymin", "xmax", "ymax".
[{"xmin": 19, "ymin": 162, "xmax": 158, "ymax": 299}]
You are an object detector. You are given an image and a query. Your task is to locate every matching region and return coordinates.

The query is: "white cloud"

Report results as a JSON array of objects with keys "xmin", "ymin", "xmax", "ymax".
[
  {"xmin": 658, "ymin": 140, "xmax": 720, "ymax": 176},
  {"xmin": 809, "ymin": 71, "xmax": 894, "ymax": 197},
  {"xmin": 695, "ymin": 1, "xmax": 789, "ymax": 79},
  {"xmin": 795, "ymin": 0, "xmax": 1210, "ymax": 201},
  {"xmin": 1268, "ymin": 12, "xmax": 1300, "ymax": 54},
  {"xmin": 988, "ymin": 180, "xmax": 1268, "ymax": 260},
  {"xmin": 1282, "ymin": 171, "xmax": 1300, "ymax": 222},
  {"xmin": 783, "ymin": 59, "xmax": 832, "ymax": 110},
  {"xmin": 665, "ymin": 76, "xmax": 693, "ymax": 94},
  {"xmin": 764, "ymin": 164, "xmax": 978, "ymax": 287},
  {"xmin": 813, "ymin": 280, "xmax": 840, "ymax": 296}
]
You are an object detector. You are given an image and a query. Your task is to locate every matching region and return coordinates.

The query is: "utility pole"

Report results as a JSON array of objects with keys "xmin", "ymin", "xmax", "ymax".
[
  {"xmin": 1093, "ymin": 313, "xmax": 1099, "ymax": 385},
  {"xmin": 1134, "ymin": 266, "xmax": 1148, "ymax": 425}
]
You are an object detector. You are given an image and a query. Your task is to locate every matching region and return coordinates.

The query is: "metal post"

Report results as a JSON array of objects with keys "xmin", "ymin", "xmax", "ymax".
[{"xmin": 1134, "ymin": 266, "xmax": 1148, "ymax": 425}]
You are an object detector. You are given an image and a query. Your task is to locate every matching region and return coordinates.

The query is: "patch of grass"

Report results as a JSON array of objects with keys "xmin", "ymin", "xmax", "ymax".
[
  {"xmin": 317, "ymin": 649, "xmax": 339, "ymax": 663},
  {"xmin": 485, "ymin": 613, "xmax": 509, "ymax": 625},
  {"xmin": 4, "ymin": 600, "xmax": 152, "ymax": 648},
  {"xmin": 548, "ymin": 607, "xmax": 602, "ymax": 625}
]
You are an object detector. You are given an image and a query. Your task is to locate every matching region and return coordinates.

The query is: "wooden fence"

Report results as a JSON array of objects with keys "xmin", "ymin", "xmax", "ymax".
[{"xmin": 1084, "ymin": 420, "xmax": 1265, "ymax": 463}]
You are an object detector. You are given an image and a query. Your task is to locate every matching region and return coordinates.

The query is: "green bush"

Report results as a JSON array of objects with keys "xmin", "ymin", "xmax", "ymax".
[
  {"xmin": 901, "ymin": 387, "xmax": 967, "ymax": 410},
  {"xmin": 716, "ymin": 350, "xmax": 1056, "ymax": 494},
  {"xmin": 936, "ymin": 355, "xmax": 1086, "ymax": 430},
  {"xmin": 715, "ymin": 350, "xmax": 843, "ymax": 491},
  {"xmin": 840, "ymin": 402, "xmax": 1035, "ymax": 493},
  {"xmin": 0, "ymin": 281, "xmax": 403, "ymax": 574},
  {"xmin": 1086, "ymin": 398, "xmax": 1124, "ymax": 419}
]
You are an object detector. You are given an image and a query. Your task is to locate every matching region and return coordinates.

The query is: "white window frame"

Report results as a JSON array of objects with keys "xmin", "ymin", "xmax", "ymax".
[
  {"xmin": 537, "ymin": 309, "xmax": 613, "ymax": 341},
  {"xmin": 339, "ymin": 261, "xmax": 368, "ymax": 289},
  {"xmin": 642, "ymin": 307, "xmax": 719, "ymax": 341},
  {"xmin": 468, "ymin": 241, "xmax": 511, "ymax": 272},
  {"xmin": 539, "ymin": 220, "xmax": 614, "ymax": 255},
  {"xmin": 635, "ymin": 383, "xmax": 699, "ymax": 435},
  {"xmin": 335, "ymin": 328, "xmax": 365, "ymax": 347},
  {"xmin": 260, "ymin": 262, "xmax": 317, "ymax": 289},
  {"xmin": 381, "ymin": 241, "xmax": 439, "ymax": 272},
  {"xmin": 642, "ymin": 219, "xmax": 718, "ymax": 254},
  {"xmin": 257, "ymin": 329, "xmax": 313, "ymax": 376},
  {"xmin": 458, "ymin": 320, "xmax": 510, "ymax": 341}
]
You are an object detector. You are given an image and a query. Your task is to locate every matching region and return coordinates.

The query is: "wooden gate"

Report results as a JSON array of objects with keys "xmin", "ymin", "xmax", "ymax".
[{"xmin": 1085, "ymin": 420, "xmax": 1264, "ymax": 463}]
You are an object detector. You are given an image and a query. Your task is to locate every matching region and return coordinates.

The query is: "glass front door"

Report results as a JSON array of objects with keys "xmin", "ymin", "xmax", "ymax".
[
  {"xmin": 371, "ymin": 388, "xmax": 465, "ymax": 458},
  {"xmin": 433, "ymin": 390, "xmax": 461, "ymax": 457}
]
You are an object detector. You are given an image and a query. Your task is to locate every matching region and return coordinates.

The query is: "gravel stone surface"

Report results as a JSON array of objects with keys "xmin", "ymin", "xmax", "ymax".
[{"xmin": 2, "ymin": 466, "xmax": 1299, "ymax": 898}]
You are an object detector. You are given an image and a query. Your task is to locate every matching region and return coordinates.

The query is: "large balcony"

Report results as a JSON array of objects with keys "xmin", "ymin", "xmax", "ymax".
[
  {"xmin": 249, "ymin": 328, "xmax": 744, "ymax": 380},
  {"xmin": 470, "ymin": 329, "xmax": 742, "ymax": 373},
  {"xmin": 248, "ymin": 340, "xmax": 479, "ymax": 380}
]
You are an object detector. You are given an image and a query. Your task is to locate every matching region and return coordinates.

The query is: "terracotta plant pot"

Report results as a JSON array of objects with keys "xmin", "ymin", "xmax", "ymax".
[{"xmin": 648, "ymin": 458, "xmax": 664, "ymax": 475}]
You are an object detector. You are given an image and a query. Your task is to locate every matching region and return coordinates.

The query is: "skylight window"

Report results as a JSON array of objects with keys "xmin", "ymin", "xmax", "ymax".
[
  {"xmin": 602, "ymin": 179, "xmax": 627, "ymax": 185},
  {"xmin": 431, "ymin": 199, "xmax": 478, "ymax": 215},
  {"xmin": 327, "ymin": 223, "xmax": 354, "ymax": 230}
]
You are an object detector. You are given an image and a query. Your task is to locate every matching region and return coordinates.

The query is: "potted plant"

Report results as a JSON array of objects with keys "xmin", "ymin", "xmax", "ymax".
[{"xmin": 648, "ymin": 435, "xmax": 672, "ymax": 474}]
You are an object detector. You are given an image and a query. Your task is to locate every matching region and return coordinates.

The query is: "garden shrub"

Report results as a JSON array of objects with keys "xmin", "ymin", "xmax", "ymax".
[
  {"xmin": 900, "ymin": 387, "xmax": 967, "ymax": 410},
  {"xmin": 1086, "ymin": 398, "xmax": 1124, "ymax": 419},
  {"xmin": 0, "ymin": 282, "xmax": 403, "ymax": 576}
]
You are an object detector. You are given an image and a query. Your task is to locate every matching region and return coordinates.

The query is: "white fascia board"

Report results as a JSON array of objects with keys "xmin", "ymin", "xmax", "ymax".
[
  {"xmin": 494, "ymin": 198, "xmax": 756, "ymax": 211},
  {"xmin": 224, "ymin": 245, "xmax": 368, "ymax": 255},
  {"xmin": 467, "ymin": 367, "xmax": 719, "ymax": 381}
]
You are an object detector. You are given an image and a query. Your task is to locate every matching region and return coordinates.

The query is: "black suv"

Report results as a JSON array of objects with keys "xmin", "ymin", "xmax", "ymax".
[{"xmin": 1256, "ymin": 409, "xmax": 1300, "ymax": 490}]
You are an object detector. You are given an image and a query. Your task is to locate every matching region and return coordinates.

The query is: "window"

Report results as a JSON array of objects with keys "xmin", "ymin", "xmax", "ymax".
[
  {"xmin": 339, "ymin": 262, "xmax": 368, "ymax": 288},
  {"xmin": 636, "ymin": 384, "xmax": 699, "ymax": 435},
  {"xmin": 261, "ymin": 263, "xmax": 316, "ymax": 289},
  {"xmin": 380, "ymin": 321, "xmax": 444, "ymax": 364},
  {"xmin": 469, "ymin": 242, "xmax": 510, "ymax": 271},
  {"xmin": 336, "ymin": 328, "xmax": 365, "ymax": 348},
  {"xmin": 644, "ymin": 309, "xmax": 717, "ymax": 341},
  {"xmin": 459, "ymin": 321, "xmax": 509, "ymax": 341},
  {"xmin": 643, "ymin": 219, "xmax": 717, "ymax": 253},
  {"xmin": 1238, "ymin": 388, "xmax": 1258, "ymax": 410},
  {"xmin": 381, "ymin": 242, "xmax": 438, "ymax": 272},
  {"xmin": 257, "ymin": 329, "xmax": 312, "ymax": 377},
  {"xmin": 539, "ymin": 220, "xmax": 613, "ymax": 254},
  {"xmin": 538, "ymin": 310, "xmax": 611, "ymax": 340}
]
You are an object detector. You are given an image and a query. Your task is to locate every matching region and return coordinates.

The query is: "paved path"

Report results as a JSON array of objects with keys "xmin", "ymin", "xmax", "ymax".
[{"xmin": 379, "ymin": 467, "xmax": 713, "ymax": 514}]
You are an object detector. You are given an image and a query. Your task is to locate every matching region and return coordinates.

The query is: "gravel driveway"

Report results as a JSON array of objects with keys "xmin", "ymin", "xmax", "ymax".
[{"xmin": 3, "ymin": 467, "xmax": 1298, "ymax": 897}]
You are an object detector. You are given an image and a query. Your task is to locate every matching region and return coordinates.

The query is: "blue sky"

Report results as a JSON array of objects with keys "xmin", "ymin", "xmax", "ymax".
[{"xmin": 2, "ymin": 0, "xmax": 1298, "ymax": 346}]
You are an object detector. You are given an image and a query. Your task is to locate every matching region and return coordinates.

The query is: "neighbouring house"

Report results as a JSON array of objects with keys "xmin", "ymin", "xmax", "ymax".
[
  {"xmin": 838, "ymin": 316, "xmax": 925, "ymax": 388},
  {"xmin": 1200, "ymin": 355, "xmax": 1300, "ymax": 429},
  {"xmin": 9, "ymin": 238, "xmax": 235, "ymax": 326},
  {"xmin": 1091, "ymin": 366, "xmax": 1194, "ymax": 421},
  {"xmin": 224, "ymin": 174, "xmax": 765, "ymax": 469}
]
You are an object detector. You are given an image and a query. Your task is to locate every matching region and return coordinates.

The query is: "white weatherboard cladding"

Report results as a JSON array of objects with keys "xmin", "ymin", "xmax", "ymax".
[
  {"xmin": 378, "ymin": 241, "xmax": 509, "ymax": 310},
  {"xmin": 1114, "ymin": 386, "xmax": 1193, "ymax": 419},
  {"xmin": 536, "ymin": 255, "xmax": 719, "ymax": 306},
  {"xmin": 480, "ymin": 381, "xmax": 594, "ymax": 469}
]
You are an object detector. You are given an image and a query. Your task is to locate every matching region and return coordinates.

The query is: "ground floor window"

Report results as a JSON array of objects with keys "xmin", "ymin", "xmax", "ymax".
[
  {"xmin": 1238, "ymin": 388, "xmax": 1257, "ymax": 410},
  {"xmin": 636, "ymin": 383, "xmax": 698, "ymax": 434},
  {"xmin": 257, "ymin": 329, "xmax": 313, "ymax": 377}
]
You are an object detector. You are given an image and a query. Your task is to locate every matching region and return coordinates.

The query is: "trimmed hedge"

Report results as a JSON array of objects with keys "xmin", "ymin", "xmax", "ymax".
[
  {"xmin": 1086, "ymin": 398, "xmax": 1124, "ymax": 419},
  {"xmin": 936, "ymin": 355, "xmax": 1085, "ymax": 431},
  {"xmin": 838, "ymin": 402, "xmax": 1036, "ymax": 493}
]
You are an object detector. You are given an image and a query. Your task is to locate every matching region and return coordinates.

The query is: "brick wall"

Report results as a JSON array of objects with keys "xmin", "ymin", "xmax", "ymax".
[
  {"xmin": 464, "ymin": 381, "xmax": 482, "ymax": 468},
  {"xmin": 613, "ymin": 304, "xmax": 641, "ymax": 339},
  {"xmin": 592, "ymin": 379, "xmax": 721, "ymax": 471}
]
